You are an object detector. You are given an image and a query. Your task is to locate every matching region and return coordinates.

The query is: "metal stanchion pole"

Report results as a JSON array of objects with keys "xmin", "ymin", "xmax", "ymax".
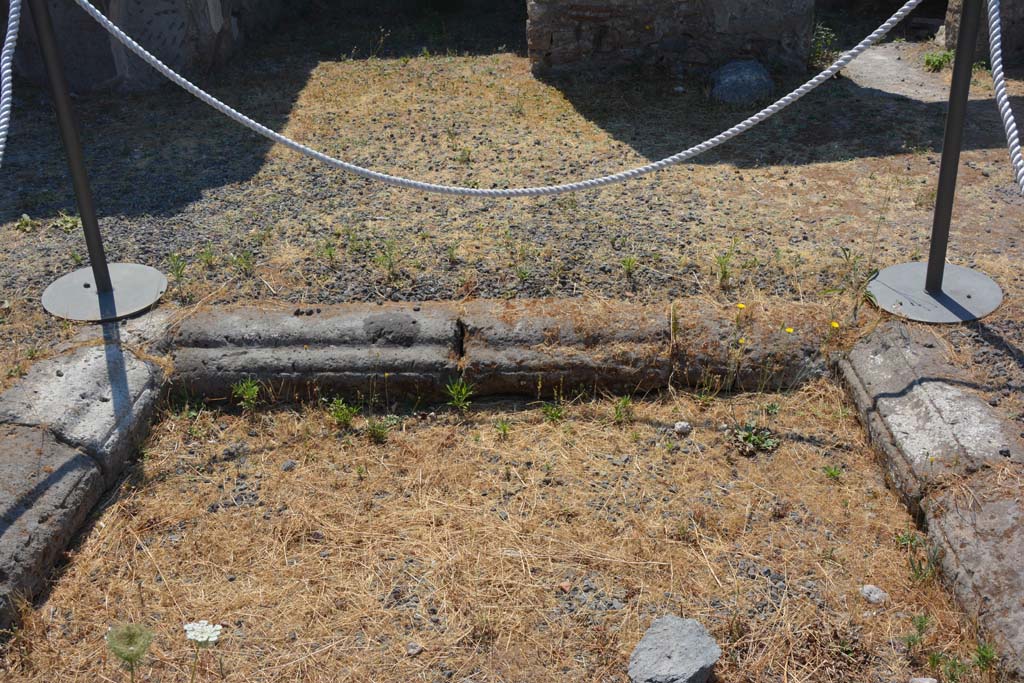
[
  {"xmin": 28, "ymin": 0, "xmax": 165, "ymax": 322},
  {"xmin": 868, "ymin": 0, "xmax": 1002, "ymax": 323}
]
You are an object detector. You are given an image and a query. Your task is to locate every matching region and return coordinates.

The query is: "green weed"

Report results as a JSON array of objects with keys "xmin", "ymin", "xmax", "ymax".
[
  {"xmin": 328, "ymin": 397, "xmax": 360, "ymax": 429},
  {"xmin": 613, "ymin": 396, "xmax": 634, "ymax": 425},
  {"xmin": 924, "ymin": 51, "xmax": 953, "ymax": 72},
  {"xmin": 621, "ymin": 255, "xmax": 638, "ymax": 279},
  {"xmin": 810, "ymin": 23, "xmax": 839, "ymax": 70},
  {"xmin": 52, "ymin": 210, "xmax": 81, "ymax": 233},
  {"xmin": 231, "ymin": 378, "xmax": 261, "ymax": 412},
  {"xmin": 541, "ymin": 402, "xmax": 565, "ymax": 424},
  {"xmin": 733, "ymin": 423, "xmax": 779, "ymax": 457},
  {"xmin": 15, "ymin": 214, "xmax": 38, "ymax": 232},
  {"xmin": 445, "ymin": 377, "xmax": 474, "ymax": 411},
  {"xmin": 167, "ymin": 253, "xmax": 187, "ymax": 281},
  {"xmin": 366, "ymin": 417, "xmax": 392, "ymax": 444}
]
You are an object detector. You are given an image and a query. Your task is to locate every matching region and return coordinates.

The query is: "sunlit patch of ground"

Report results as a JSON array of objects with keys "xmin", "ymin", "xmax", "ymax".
[{"xmin": 1, "ymin": 384, "xmax": 998, "ymax": 682}]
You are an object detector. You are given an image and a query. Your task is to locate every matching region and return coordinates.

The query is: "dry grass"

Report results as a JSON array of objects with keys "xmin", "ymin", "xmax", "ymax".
[
  {"xmin": 0, "ymin": 295, "xmax": 77, "ymax": 393},
  {"xmin": 1, "ymin": 382, "xmax": 1002, "ymax": 682}
]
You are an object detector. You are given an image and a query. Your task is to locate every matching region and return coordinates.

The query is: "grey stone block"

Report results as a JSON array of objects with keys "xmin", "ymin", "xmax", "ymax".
[
  {"xmin": 924, "ymin": 471, "xmax": 1024, "ymax": 676},
  {"xmin": 458, "ymin": 299, "xmax": 672, "ymax": 398},
  {"xmin": 628, "ymin": 615, "xmax": 721, "ymax": 683},
  {"xmin": 172, "ymin": 304, "xmax": 462, "ymax": 401},
  {"xmin": 0, "ymin": 424, "xmax": 104, "ymax": 632},
  {"xmin": 841, "ymin": 322, "xmax": 1022, "ymax": 505},
  {"xmin": 0, "ymin": 345, "xmax": 163, "ymax": 487},
  {"xmin": 710, "ymin": 60, "xmax": 774, "ymax": 105},
  {"xmin": 67, "ymin": 310, "xmax": 176, "ymax": 354}
]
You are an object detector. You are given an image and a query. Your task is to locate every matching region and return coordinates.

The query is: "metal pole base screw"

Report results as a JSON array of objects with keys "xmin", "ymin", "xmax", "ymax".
[
  {"xmin": 41, "ymin": 263, "xmax": 167, "ymax": 322},
  {"xmin": 868, "ymin": 262, "xmax": 1003, "ymax": 324}
]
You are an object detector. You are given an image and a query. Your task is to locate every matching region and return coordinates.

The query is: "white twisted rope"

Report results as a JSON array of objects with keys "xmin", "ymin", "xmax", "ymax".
[
  {"xmin": 0, "ymin": 0, "xmax": 22, "ymax": 168},
  {"xmin": 69, "ymin": 0, "xmax": 925, "ymax": 197},
  {"xmin": 987, "ymin": 0, "xmax": 1024, "ymax": 193}
]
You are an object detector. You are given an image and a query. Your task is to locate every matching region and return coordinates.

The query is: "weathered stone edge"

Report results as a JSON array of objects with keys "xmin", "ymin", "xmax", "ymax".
[
  {"xmin": 840, "ymin": 327, "xmax": 1024, "ymax": 676},
  {"xmin": 169, "ymin": 300, "xmax": 830, "ymax": 399},
  {"xmin": 0, "ymin": 345, "xmax": 162, "ymax": 635},
  {"xmin": 837, "ymin": 357, "xmax": 926, "ymax": 516}
]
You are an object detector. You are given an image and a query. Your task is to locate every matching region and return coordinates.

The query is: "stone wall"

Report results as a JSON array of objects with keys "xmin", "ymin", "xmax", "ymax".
[
  {"xmin": 526, "ymin": 0, "xmax": 817, "ymax": 74},
  {"xmin": 13, "ymin": 0, "xmax": 307, "ymax": 92},
  {"xmin": 944, "ymin": 0, "xmax": 1024, "ymax": 65}
]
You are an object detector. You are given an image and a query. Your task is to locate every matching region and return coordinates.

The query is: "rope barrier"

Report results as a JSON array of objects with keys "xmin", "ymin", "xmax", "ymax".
[
  {"xmin": 1, "ymin": 0, "xmax": 1021, "ymax": 195},
  {"xmin": 68, "ymin": 0, "xmax": 927, "ymax": 197},
  {"xmin": 0, "ymin": 0, "xmax": 21, "ymax": 168},
  {"xmin": 987, "ymin": 0, "xmax": 1024, "ymax": 193}
]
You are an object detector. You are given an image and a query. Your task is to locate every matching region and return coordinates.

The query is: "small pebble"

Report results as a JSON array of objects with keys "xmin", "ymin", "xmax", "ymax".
[
  {"xmin": 281, "ymin": 460, "xmax": 298, "ymax": 472},
  {"xmin": 674, "ymin": 421, "xmax": 693, "ymax": 437},
  {"xmin": 859, "ymin": 584, "xmax": 889, "ymax": 605},
  {"xmin": 909, "ymin": 678, "xmax": 938, "ymax": 683},
  {"xmin": 406, "ymin": 641, "xmax": 423, "ymax": 657}
]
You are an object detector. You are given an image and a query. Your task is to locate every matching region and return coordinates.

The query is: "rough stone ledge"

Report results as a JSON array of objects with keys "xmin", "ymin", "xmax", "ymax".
[
  {"xmin": 170, "ymin": 299, "xmax": 829, "ymax": 400},
  {"xmin": 842, "ymin": 321, "xmax": 1024, "ymax": 676},
  {"xmin": 924, "ymin": 467, "xmax": 1024, "ymax": 676},
  {"xmin": 172, "ymin": 303, "xmax": 463, "ymax": 400},
  {"xmin": 839, "ymin": 321, "xmax": 1022, "ymax": 511},
  {"xmin": 0, "ymin": 344, "xmax": 164, "ymax": 488},
  {"xmin": 0, "ymin": 424, "xmax": 104, "ymax": 633}
]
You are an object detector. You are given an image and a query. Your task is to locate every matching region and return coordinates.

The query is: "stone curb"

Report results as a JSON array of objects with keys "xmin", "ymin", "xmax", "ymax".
[
  {"xmin": 0, "ymin": 341, "xmax": 162, "ymax": 632},
  {"xmin": 169, "ymin": 299, "xmax": 829, "ymax": 399},
  {"xmin": 841, "ymin": 321, "xmax": 1024, "ymax": 675},
  {"xmin": 0, "ymin": 424, "xmax": 104, "ymax": 632}
]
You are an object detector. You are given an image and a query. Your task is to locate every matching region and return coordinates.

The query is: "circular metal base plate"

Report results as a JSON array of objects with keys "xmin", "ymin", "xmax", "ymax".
[
  {"xmin": 868, "ymin": 262, "xmax": 1002, "ymax": 323},
  {"xmin": 42, "ymin": 263, "xmax": 167, "ymax": 322}
]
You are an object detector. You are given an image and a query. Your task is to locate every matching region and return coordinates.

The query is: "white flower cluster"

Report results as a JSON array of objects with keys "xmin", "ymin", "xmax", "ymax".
[{"xmin": 183, "ymin": 620, "xmax": 222, "ymax": 645}]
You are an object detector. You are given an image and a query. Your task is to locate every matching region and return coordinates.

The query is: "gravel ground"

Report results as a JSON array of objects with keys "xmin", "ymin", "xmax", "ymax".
[{"xmin": 0, "ymin": 1, "xmax": 1022, "ymax": 403}]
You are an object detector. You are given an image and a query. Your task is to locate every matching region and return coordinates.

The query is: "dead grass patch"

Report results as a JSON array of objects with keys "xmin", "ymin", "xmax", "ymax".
[{"xmin": 1, "ymin": 382, "xmax": 998, "ymax": 682}]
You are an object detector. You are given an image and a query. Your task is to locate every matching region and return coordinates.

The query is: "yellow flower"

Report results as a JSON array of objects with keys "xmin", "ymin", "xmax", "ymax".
[
  {"xmin": 784, "ymin": 327, "xmax": 794, "ymax": 334},
  {"xmin": 738, "ymin": 337, "xmax": 746, "ymax": 345},
  {"xmin": 736, "ymin": 303, "xmax": 746, "ymax": 310},
  {"xmin": 831, "ymin": 321, "xmax": 840, "ymax": 329}
]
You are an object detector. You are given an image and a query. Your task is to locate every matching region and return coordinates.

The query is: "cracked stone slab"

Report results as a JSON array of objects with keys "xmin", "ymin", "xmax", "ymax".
[
  {"xmin": 924, "ymin": 468, "xmax": 1024, "ymax": 676},
  {"xmin": 840, "ymin": 321, "xmax": 1022, "ymax": 505},
  {"xmin": 0, "ymin": 345, "xmax": 163, "ymax": 487},
  {"xmin": 0, "ymin": 424, "xmax": 104, "ymax": 632},
  {"xmin": 171, "ymin": 303, "xmax": 462, "ymax": 401}
]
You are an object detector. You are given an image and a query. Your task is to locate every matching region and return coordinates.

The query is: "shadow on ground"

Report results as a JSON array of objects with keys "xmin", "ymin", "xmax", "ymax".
[
  {"xmin": 541, "ymin": 65, "xmax": 1024, "ymax": 170},
  {"xmin": 2, "ymin": 1, "xmax": 1019, "ymax": 224},
  {"xmin": 0, "ymin": 0, "xmax": 526, "ymax": 224}
]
